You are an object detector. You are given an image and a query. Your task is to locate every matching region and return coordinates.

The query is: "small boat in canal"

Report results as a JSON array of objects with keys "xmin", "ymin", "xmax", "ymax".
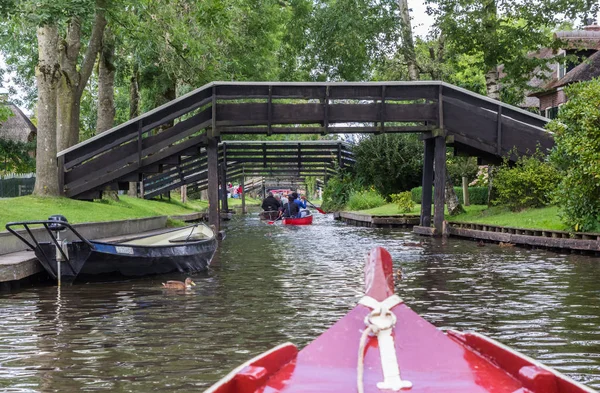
[
  {"xmin": 282, "ymin": 213, "xmax": 313, "ymax": 226},
  {"xmin": 205, "ymin": 246, "xmax": 595, "ymax": 393},
  {"xmin": 259, "ymin": 211, "xmax": 280, "ymax": 221},
  {"xmin": 6, "ymin": 216, "xmax": 219, "ymax": 284}
]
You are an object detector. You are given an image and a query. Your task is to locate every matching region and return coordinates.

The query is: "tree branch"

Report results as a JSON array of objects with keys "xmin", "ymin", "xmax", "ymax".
[{"xmin": 76, "ymin": 0, "xmax": 107, "ymax": 99}]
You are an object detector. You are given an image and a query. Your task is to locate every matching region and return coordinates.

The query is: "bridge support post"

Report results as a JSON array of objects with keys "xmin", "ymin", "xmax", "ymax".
[
  {"xmin": 219, "ymin": 163, "xmax": 228, "ymax": 213},
  {"xmin": 420, "ymin": 138, "xmax": 434, "ymax": 227},
  {"xmin": 433, "ymin": 136, "xmax": 446, "ymax": 236},
  {"xmin": 241, "ymin": 176, "xmax": 246, "ymax": 214},
  {"xmin": 207, "ymin": 137, "xmax": 220, "ymax": 231}
]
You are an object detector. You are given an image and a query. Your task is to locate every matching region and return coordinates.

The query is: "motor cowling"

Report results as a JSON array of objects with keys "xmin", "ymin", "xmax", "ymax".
[{"xmin": 48, "ymin": 215, "xmax": 68, "ymax": 232}]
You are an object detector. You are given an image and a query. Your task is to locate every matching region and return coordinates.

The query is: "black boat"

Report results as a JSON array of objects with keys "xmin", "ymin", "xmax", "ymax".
[
  {"xmin": 259, "ymin": 210, "xmax": 280, "ymax": 220},
  {"xmin": 6, "ymin": 216, "xmax": 219, "ymax": 284}
]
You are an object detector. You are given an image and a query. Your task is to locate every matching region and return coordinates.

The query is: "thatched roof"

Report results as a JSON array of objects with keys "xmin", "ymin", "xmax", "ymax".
[
  {"xmin": 529, "ymin": 51, "xmax": 600, "ymax": 96},
  {"xmin": 0, "ymin": 104, "xmax": 36, "ymax": 143},
  {"xmin": 554, "ymin": 50, "xmax": 600, "ymax": 89}
]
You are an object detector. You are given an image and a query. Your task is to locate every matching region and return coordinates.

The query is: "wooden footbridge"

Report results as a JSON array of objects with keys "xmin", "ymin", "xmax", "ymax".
[{"xmin": 57, "ymin": 81, "xmax": 552, "ymax": 233}]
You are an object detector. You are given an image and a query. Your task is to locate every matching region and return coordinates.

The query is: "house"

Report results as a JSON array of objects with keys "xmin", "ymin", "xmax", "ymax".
[
  {"xmin": 527, "ymin": 23, "xmax": 600, "ymax": 118},
  {"xmin": 0, "ymin": 90, "xmax": 36, "ymax": 144}
]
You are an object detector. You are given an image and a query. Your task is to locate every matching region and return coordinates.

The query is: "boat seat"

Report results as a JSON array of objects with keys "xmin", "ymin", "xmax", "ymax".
[{"xmin": 168, "ymin": 233, "xmax": 210, "ymax": 243}]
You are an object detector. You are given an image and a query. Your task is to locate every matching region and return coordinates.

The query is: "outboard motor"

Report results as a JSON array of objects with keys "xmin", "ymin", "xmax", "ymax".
[
  {"xmin": 48, "ymin": 215, "xmax": 68, "ymax": 232},
  {"xmin": 48, "ymin": 215, "xmax": 69, "ymax": 285}
]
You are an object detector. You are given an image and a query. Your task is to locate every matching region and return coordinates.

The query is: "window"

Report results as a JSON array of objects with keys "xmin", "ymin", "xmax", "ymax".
[
  {"xmin": 545, "ymin": 106, "xmax": 559, "ymax": 119},
  {"xmin": 557, "ymin": 51, "xmax": 567, "ymax": 79}
]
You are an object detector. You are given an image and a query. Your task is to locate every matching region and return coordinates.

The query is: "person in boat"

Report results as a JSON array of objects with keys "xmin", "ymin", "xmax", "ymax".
[
  {"xmin": 291, "ymin": 192, "xmax": 310, "ymax": 218},
  {"xmin": 282, "ymin": 193, "xmax": 300, "ymax": 218},
  {"xmin": 261, "ymin": 192, "xmax": 281, "ymax": 212}
]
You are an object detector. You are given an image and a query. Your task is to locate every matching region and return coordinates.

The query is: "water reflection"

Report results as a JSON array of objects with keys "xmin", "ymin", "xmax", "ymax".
[{"xmin": 0, "ymin": 212, "xmax": 598, "ymax": 391}]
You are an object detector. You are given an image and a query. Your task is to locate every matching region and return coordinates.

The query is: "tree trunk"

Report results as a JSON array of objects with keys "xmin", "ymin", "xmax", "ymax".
[
  {"xmin": 127, "ymin": 63, "xmax": 140, "ymax": 197},
  {"xmin": 485, "ymin": 66, "xmax": 500, "ymax": 101},
  {"xmin": 445, "ymin": 168, "xmax": 465, "ymax": 215},
  {"xmin": 487, "ymin": 165, "xmax": 494, "ymax": 206},
  {"xmin": 56, "ymin": 1, "xmax": 107, "ymax": 152},
  {"xmin": 97, "ymin": 27, "xmax": 118, "ymax": 200},
  {"xmin": 462, "ymin": 176, "xmax": 470, "ymax": 206},
  {"xmin": 34, "ymin": 25, "xmax": 61, "ymax": 196},
  {"xmin": 398, "ymin": 0, "xmax": 419, "ymax": 81},
  {"xmin": 97, "ymin": 28, "xmax": 115, "ymax": 133}
]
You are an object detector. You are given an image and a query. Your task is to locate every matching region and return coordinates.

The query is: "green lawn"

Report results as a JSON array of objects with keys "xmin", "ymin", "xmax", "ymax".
[
  {"xmin": 0, "ymin": 195, "xmax": 208, "ymax": 230},
  {"xmin": 227, "ymin": 196, "xmax": 261, "ymax": 207},
  {"xmin": 449, "ymin": 205, "xmax": 568, "ymax": 231},
  {"xmin": 351, "ymin": 203, "xmax": 570, "ymax": 231},
  {"xmin": 355, "ymin": 203, "xmax": 420, "ymax": 215}
]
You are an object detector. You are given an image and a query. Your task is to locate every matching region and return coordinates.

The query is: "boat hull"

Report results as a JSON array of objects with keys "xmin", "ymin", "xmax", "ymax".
[
  {"xmin": 282, "ymin": 215, "xmax": 313, "ymax": 225},
  {"xmin": 36, "ymin": 237, "xmax": 217, "ymax": 282},
  {"xmin": 205, "ymin": 247, "xmax": 595, "ymax": 393},
  {"xmin": 259, "ymin": 211, "xmax": 280, "ymax": 220}
]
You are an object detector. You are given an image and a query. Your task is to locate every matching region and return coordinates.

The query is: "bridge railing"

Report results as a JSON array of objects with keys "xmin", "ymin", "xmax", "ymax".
[{"xmin": 57, "ymin": 81, "xmax": 551, "ymax": 200}]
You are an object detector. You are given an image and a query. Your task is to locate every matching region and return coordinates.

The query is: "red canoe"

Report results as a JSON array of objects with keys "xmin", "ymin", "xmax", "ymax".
[
  {"xmin": 205, "ymin": 247, "xmax": 595, "ymax": 393},
  {"xmin": 282, "ymin": 214, "xmax": 313, "ymax": 225}
]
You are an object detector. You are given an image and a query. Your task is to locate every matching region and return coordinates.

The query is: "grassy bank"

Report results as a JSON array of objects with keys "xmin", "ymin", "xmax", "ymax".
[
  {"xmin": 350, "ymin": 203, "xmax": 570, "ymax": 232},
  {"xmin": 0, "ymin": 196, "xmax": 208, "ymax": 230},
  {"xmin": 449, "ymin": 205, "xmax": 567, "ymax": 231}
]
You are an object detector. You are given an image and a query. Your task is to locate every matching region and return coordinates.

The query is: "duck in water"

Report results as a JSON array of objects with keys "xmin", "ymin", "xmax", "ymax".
[{"xmin": 162, "ymin": 277, "xmax": 196, "ymax": 289}]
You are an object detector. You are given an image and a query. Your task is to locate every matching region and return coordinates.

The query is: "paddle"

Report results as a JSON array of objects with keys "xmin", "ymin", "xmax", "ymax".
[{"xmin": 305, "ymin": 199, "xmax": 326, "ymax": 214}]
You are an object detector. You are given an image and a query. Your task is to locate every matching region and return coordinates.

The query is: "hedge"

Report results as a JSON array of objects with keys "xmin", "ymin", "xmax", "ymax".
[{"xmin": 410, "ymin": 186, "xmax": 488, "ymax": 205}]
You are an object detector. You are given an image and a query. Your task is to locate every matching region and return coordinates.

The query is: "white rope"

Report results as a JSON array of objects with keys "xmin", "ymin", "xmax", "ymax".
[{"xmin": 357, "ymin": 295, "xmax": 413, "ymax": 393}]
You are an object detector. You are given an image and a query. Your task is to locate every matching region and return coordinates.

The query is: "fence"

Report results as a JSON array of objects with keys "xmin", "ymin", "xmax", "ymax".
[{"xmin": 0, "ymin": 173, "xmax": 35, "ymax": 198}]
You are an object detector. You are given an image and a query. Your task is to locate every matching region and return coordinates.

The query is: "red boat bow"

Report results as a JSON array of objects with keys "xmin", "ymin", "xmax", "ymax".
[{"xmin": 206, "ymin": 247, "xmax": 595, "ymax": 393}]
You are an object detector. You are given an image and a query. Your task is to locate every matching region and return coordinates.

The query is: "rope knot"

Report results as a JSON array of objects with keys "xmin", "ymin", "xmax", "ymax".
[{"xmin": 357, "ymin": 294, "xmax": 412, "ymax": 392}]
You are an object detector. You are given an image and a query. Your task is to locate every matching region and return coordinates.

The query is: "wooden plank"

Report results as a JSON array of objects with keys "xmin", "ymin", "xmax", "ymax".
[
  {"xmin": 501, "ymin": 115, "xmax": 554, "ymax": 155},
  {"xmin": 65, "ymin": 114, "xmax": 210, "ymax": 184},
  {"xmin": 218, "ymin": 125, "xmax": 434, "ymax": 134},
  {"xmin": 216, "ymin": 102, "xmax": 436, "ymax": 126},
  {"xmin": 442, "ymin": 86, "xmax": 548, "ymax": 129},
  {"xmin": 496, "ymin": 106, "xmax": 502, "ymax": 156},
  {"xmin": 420, "ymin": 138, "xmax": 434, "ymax": 227},
  {"xmin": 447, "ymin": 226, "xmax": 600, "ymax": 252},
  {"xmin": 207, "ymin": 137, "xmax": 219, "ymax": 230},
  {"xmin": 443, "ymin": 96, "xmax": 497, "ymax": 145},
  {"xmin": 433, "ymin": 136, "xmax": 446, "ymax": 235},
  {"xmin": 63, "ymin": 87, "xmax": 212, "ymax": 164},
  {"xmin": 57, "ymin": 155, "xmax": 65, "ymax": 196},
  {"xmin": 385, "ymin": 85, "xmax": 437, "ymax": 101},
  {"xmin": 66, "ymin": 133, "xmax": 208, "ymax": 197}
]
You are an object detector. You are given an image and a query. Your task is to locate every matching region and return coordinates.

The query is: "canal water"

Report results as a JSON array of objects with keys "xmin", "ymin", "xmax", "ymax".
[{"xmin": 0, "ymin": 212, "xmax": 599, "ymax": 392}]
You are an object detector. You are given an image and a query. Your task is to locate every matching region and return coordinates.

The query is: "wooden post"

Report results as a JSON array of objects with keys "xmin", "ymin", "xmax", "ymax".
[
  {"xmin": 433, "ymin": 135, "xmax": 446, "ymax": 235},
  {"xmin": 181, "ymin": 184, "xmax": 187, "ymax": 204},
  {"xmin": 420, "ymin": 138, "xmax": 434, "ymax": 227},
  {"xmin": 462, "ymin": 177, "xmax": 470, "ymax": 206},
  {"xmin": 241, "ymin": 176, "xmax": 246, "ymax": 214},
  {"xmin": 207, "ymin": 137, "xmax": 219, "ymax": 230},
  {"xmin": 219, "ymin": 163, "xmax": 228, "ymax": 213}
]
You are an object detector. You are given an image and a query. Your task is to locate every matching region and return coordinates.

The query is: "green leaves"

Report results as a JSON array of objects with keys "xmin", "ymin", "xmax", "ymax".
[
  {"xmin": 353, "ymin": 134, "xmax": 423, "ymax": 198},
  {"xmin": 493, "ymin": 149, "xmax": 560, "ymax": 211},
  {"xmin": 548, "ymin": 78, "xmax": 600, "ymax": 232},
  {"xmin": 0, "ymin": 139, "xmax": 36, "ymax": 174}
]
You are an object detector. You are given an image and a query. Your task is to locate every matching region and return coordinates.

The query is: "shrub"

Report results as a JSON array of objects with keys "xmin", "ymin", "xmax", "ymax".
[
  {"xmin": 549, "ymin": 78, "xmax": 600, "ymax": 232},
  {"xmin": 322, "ymin": 172, "xmax": 356, "ymax": 211},
  {"xmin": 410, "ymin": 186, "xmax": 488, "ymax": 205},
  {"xmin": 391, "ymin": 192, "xmax": 414, "ymax": 213},
  {"xmin": 353, "ymin": 134, "xmax": 423, "ymax": 197},
  {"xmin": 346, "ymin": 189, "xmax": 386, "ymax": 211},
  {"xmin": 493, "ymin": 150, "xmax": 560, "ymax": 211}
]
